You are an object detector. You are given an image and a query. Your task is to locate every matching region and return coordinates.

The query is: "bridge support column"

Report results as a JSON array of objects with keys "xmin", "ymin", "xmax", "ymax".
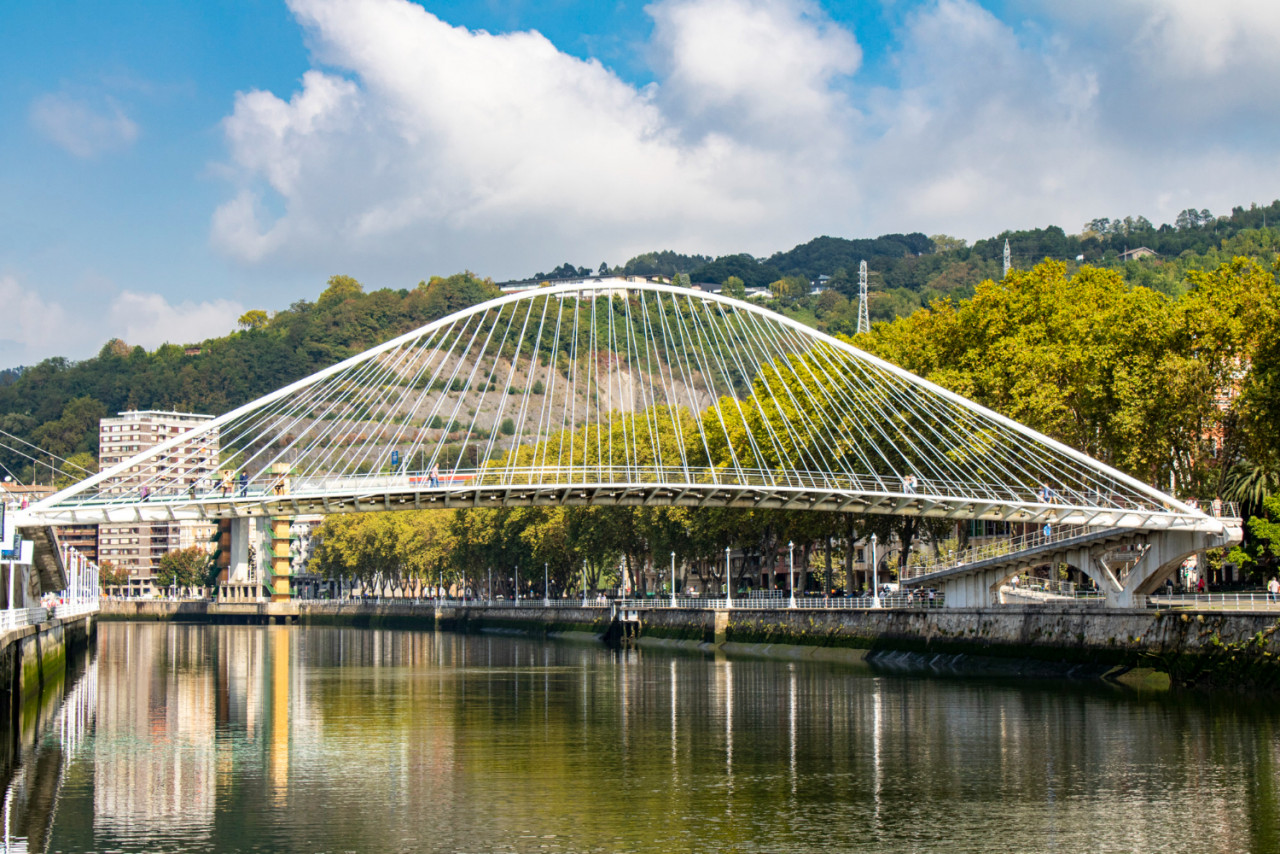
[
  {"xmin": 939, "ymin": 569, "xmax": 1015, "ymax": 608},
  {"xmin": 228, "ymin": 517, "xmax": 252, "ymax": 583},
  {"xmin": 216, "ymin": 520, "xmax": 232, "ymax": 584},
  {"xmin": 269, "ymin": 516, "xmax": 293, "ymax": 601},
  {"xmin": 1079, "ymin": 527, "xmax": 1241, "ymax": 609}
]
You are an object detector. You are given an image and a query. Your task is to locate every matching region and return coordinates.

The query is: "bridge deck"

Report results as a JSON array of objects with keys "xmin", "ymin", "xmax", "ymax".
[{"xmin": 902, "ymin": 526, "xmax": 1145, "ymax": 588}]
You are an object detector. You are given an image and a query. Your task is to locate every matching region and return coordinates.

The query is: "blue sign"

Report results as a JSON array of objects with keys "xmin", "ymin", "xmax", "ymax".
[{"xmin": 391, "ymin": 450, "xmax": 400, "ymax": 467}]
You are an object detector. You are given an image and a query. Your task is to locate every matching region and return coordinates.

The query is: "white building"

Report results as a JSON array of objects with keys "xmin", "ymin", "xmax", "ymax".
[{"xmin": 97, "ymin": 410, "xmax": 219, "ymax": 595}]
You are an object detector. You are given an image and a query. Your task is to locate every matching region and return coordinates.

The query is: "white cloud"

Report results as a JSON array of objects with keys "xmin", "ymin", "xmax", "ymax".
[
  {"xmin": 105, "ymin": 292, "xmax": 244, "ymax": 351},
  {"xmin": 208, "ymin": 0, "xmax": 1280, "ymax": 281},
  {"xmin": 0, "ymin": 275, "xmax": 72, "ymax": 359},
  {"xmin": 211, "ymin": 0, "xmax": 862, "ymax": 278},
  {"xmin": 0, "ymin": 277, "xmax": 243, "ymax": 366},
  {"xmin": 1038, "ymin": 0, "xmax": 1280, "ymax": 80},
  {"xmin": 29, "ymin": 93, "xmax": 139, "ymax": 158},
  {"xmin": 648, "ymin": 0, "xmax": 860, "ymax": 142},
  {"xmin": 855, "ymin": 0, "xmax": 1280, "ymax": 238}
]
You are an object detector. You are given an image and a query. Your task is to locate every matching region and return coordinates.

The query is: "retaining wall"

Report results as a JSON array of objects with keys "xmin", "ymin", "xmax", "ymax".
[
  {"xmin": 0, "ymin": 613, "xmax": 95, "ymax": 718},
  {"xmin": 97, "ymin": 599, "xmax": 1280, "ymax": 690}
]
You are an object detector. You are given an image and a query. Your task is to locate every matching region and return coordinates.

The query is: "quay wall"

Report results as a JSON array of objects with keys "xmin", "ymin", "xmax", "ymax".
[
  {"xmin": 97, "ymin": 599, "xmax": 1280, "ymax": 690},
  {"xmin": 0, "ymin": 613, "xmax": 96, "ymax": 722}
]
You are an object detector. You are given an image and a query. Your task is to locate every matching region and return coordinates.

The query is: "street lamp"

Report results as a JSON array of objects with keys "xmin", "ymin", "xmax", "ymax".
[
  {"xmin": 582, "ymin": 558, "xmax": 588, "ymax": 607},
  {"xmin": 725, "ymin": 546, "xmax": 732, "ymax": 609},
  {"xmin": 788, "ymin": 540, "xmax": 796, "ymax": 609},
  {"xmin": 544, "ymin": 562, "xmax": 549, "ymax": 607},
  {"xmin": 487, "ymin": 567, "xmax": 492, "ymax": 606},
  {"xmin": 870, "ymin": 534, "xmax": 880, "ymax": 609},
  {"xmin": 514, "ymin": 565, "xmax": 519, "ymax": 603},
  {"xmin": 670, "ymin": 551, "xmax": 677, "ymax": 608}
]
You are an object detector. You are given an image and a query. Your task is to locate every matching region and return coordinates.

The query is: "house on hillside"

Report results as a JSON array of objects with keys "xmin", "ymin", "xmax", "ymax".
[{"xmin": 1118, "ymin": 247, "xmax": 1157, "ymax": 262}]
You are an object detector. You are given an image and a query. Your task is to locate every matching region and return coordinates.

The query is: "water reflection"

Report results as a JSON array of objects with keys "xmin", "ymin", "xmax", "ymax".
[
  {"xmin": 1, "ymin": 653, "xmax": 95, "ymax": 854},
  {"xmin": 20, "ymin": 624, "xmax": 1280, "ymax": 853}
]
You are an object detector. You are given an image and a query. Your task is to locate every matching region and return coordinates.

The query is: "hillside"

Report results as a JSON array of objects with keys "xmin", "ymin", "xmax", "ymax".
[{"xmin": 3, "ymin": 198, "xmax": 1279, "ymax": 485}]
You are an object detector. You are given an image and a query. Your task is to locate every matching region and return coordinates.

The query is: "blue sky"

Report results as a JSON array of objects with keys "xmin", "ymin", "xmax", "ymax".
[{"xmin": 3, "ymin": 0, "xmax": 1279, "ymax": 366}]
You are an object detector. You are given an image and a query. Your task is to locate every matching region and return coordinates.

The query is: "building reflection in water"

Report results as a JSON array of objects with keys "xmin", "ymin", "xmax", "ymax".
[
  {"xmin": 19, "ymin": 623, "xmax": 1280, "ymax": 853},
  {"xmin": 93, "ymin": 624, "xmax": 216, "ymax": 840}
]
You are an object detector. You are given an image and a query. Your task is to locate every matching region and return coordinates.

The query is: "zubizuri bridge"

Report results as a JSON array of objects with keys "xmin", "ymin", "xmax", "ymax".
[{"xmin": 22, "ymin": 281, "xmax": 1239, "ymax": 609}]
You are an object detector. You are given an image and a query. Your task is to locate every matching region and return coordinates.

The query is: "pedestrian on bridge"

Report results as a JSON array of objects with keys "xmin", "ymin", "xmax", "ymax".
[
  {"xmin": 1268, "ymin": 577, "xmax": 1279, "ymax": 603},
  {"xmin": 429, "ymin": 463, "xmax": 440, "ymax": 487}
]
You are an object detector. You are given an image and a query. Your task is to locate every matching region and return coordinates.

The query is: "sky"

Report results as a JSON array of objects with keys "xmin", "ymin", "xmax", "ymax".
[{"xmin": 3, "ymin": 0, "xmax": 1279, "ymax": 366}]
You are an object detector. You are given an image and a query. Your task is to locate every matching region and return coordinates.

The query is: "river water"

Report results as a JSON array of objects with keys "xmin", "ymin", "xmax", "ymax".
[{"xmin": 8, "ymin": 622, "xmax": 1280, "ymax": 853}]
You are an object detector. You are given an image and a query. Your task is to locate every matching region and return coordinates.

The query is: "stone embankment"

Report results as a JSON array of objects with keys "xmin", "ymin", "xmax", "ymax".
[
  {"xmin": 99, "ymin": 599, "xmax": 1280, "ymax": 691},
  {"xmin": 0, "ymin": 612, "xmax": 95, "ymax": 724}
]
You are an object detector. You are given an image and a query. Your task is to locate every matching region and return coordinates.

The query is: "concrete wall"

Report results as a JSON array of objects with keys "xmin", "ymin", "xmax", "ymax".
[
  {"xmin": 714, "ymin": 607, "xmax": 1280, "ymax": 689},
  {"xmin": 0, "ymin": 613, "xmax": 95, "ymax": 717},
  {"xmin": 96, "ymin": 598, "xmax": 1280, "ymax": 690}
]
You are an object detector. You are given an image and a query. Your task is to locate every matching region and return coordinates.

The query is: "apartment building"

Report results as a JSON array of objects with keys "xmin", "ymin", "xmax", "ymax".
[{"xmin": 97, "ymin": 411, "xmax": 219, "ymax": 595}]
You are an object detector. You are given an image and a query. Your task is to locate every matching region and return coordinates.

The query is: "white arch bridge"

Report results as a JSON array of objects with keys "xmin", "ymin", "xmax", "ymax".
[{"xmin": 21, "ymin": 281, "xmax": 1237, "ymax": 606}]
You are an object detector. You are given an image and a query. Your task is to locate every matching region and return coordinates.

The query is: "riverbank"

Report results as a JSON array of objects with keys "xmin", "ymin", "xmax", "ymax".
[
  {"xmin": 98, "ymin": 599, "xmax": 1280, "ymax": 691},
  {"xmin": 0, "ymin": 611, "xmax": 96, "ymax": 757}
]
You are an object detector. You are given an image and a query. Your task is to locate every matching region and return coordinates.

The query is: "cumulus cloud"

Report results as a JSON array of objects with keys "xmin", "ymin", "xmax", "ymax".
[
  {"xmin": 209, "ymin": 0, "xmax": 1280, "ymax": 280},
  {"xmin": 0, "ymin": 273, "xmax": 243, "ymax": 365},
  {"xmin": 29, "ymin": 93, "xmax": 139, "ymax": 158},
  {"xmin": 648, "ymin": 0, "xmax": 860, "ymax": 142},
  {"xmin": 212, "ymin": 0, "xmax": 861, "ymax": 277},
  {"xmin": 105, "ymin": 292, "xmax": 243, "ymax": 351},
  {"xmin": 0, "ymin": 275, "xmax": 72, "ymax": 359}
]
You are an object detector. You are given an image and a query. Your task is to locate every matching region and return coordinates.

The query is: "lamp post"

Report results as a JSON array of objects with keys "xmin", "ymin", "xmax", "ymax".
[
  {"xmin": 582, "ymin": 558, "xmax": 588, "ymax": 607},
  {"xmin": 788, "ymin": 540, "xmax": 796, "ymax": 609},
  {"xmin": 514, "ymin": 565, "xmax": 519, "ymax": 604},
  {"xmin": 725, "ymin": 546, "xmax": 732, "ymax": 609},
  {"xmin": 487, "ymin": 567, "xmax": 492, "ymax": 606},
  {"xmin": 870, "ymin": 534, "xmax": 880, "ymax": 609},
  {"xmin": 670, "ymin": 551, "xmax": 677, "ymax": 608},
  {"xmin": 544, "ymin": 562, "xmax": 549, "ymax": 607}
]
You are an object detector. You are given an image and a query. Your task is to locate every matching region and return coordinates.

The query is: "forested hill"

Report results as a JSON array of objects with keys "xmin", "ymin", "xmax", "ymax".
[
  {"xmin": 0, "ymin": 273, "xmax": 499, "ymax": 480},
  {"xmin": 3, "ymin": 199, "xmax": 1279, "ymax": 484}
]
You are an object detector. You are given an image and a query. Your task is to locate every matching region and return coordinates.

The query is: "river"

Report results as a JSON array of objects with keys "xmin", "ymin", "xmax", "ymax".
[{"xmin": 6, "ymin": 622, "xmax": 1279, "ymax": 853}]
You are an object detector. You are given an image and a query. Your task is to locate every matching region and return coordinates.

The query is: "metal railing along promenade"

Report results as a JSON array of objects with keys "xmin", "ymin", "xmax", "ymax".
[
  {"xmin": 611, "ymin": 594, "xmax": 946, "ymax": 610},
  {"xmin": 304, "ymin": 594, "xmax": 946, "ymax": 610},
  {"xmin": 1147, "ymin": 591, "xmax": 1280, "ymax": 610},
  {"xmin": 0, "ymin": 607, "xmax": 52, "ymax": 633}
]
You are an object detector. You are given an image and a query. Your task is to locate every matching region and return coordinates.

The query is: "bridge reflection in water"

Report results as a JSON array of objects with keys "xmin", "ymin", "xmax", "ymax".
[{"xmin": 11, "ymin": 622, "xmax": 1280, "ymax": 853}]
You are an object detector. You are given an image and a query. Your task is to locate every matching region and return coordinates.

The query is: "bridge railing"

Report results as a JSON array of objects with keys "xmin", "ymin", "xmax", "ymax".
[
  {"xmin": 900, "ymin": 524, "xmax": 1099, "ymax": 580},
  {"xmin": 74, "ymin": 465, "xmax": 1193, "ymax": 517}
]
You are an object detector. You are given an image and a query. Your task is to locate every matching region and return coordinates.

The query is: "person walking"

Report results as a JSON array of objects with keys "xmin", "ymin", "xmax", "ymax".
[
  {"xmin": 1268, "ymin": 577, "xmax": 1279, "ymax": 604},
  {"xmin": 429, "ymin": 462, "xmax": 440, "ymax": 487}
]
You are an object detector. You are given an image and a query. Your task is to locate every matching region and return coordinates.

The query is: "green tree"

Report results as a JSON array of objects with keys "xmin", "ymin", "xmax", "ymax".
[
  {"xmin": 769, "ymin": 275, "xmax": 809, "ymax": 301},
  {"xmin": 1229, "ymin": 495, "xmax": 1280, "ymax": 582},
  {"xmin": 318, "ymin": 274, "xmax": 364, "ymax": 306},
  {"xmin": 722, "ymin": 276, "xmax": 747, "ymax": 300},
  {"xmin": 418, "ymin": 272, "xmax": 501, "ymax": 320},
  {"xmin": 237, "ymin": 309, "xmax": 269, "ymax": 330},
  {"xmin": 98, "ymin": 560, "xmax": 129, "ymax": 590},
  {"xmin": 156, "ymin": 547, "xmax": 211, "ymax": 590}
]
